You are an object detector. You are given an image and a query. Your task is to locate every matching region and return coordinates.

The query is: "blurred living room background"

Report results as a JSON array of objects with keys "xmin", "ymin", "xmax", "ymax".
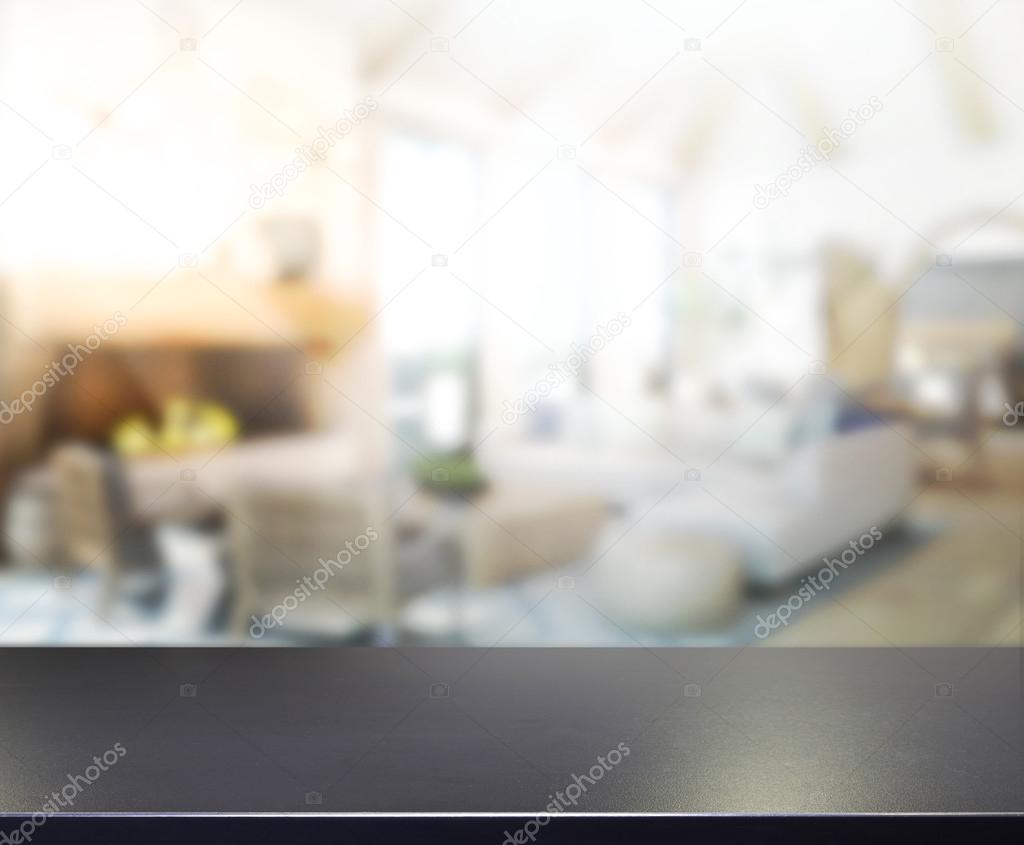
[{"xmin": 0, "ymin": 0, "xmax": 1022, "ymax": 647}]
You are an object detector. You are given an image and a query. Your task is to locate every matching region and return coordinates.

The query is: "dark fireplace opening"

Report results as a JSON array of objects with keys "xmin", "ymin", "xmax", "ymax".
[{"xmin": 39, "ymin": 345, "xmax": 311, "ymax": 451}]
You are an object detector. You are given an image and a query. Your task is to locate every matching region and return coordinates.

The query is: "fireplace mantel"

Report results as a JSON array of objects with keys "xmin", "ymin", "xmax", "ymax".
[{"xmin": 17, "ymin": 274, "xmax": 369, "ymax": 351}]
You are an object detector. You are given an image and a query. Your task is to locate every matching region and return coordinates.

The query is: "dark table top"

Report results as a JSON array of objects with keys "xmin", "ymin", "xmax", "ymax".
[{"xmin": 0, "ymin": 647, "xmax": 1020, "ymax": 821}]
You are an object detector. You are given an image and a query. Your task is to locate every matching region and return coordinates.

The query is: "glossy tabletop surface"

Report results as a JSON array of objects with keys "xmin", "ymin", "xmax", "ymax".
[{"xmin": 0, "ymin": 647, "xmax": 1020, "ymax": 816}]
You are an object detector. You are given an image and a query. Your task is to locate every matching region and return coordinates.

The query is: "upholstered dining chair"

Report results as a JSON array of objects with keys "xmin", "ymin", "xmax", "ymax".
[
  {"xmin": 51, "ymin": 443, "xmax": 163, "ymax": 612},
  {"xmin": 226, "ymin": 485, "xmax": 393, "ymax": 642}
]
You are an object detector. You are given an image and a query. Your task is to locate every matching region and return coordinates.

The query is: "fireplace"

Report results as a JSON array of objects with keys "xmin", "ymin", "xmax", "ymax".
[{"xmin": 39, "ymin": 344, "xmax": 312, "ymax": 450}]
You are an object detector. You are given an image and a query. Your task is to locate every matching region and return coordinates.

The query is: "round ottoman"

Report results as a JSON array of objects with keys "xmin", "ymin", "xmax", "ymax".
[{"xmin": 592, "ymin": 531, "xmax": 744, "ymax": 632}]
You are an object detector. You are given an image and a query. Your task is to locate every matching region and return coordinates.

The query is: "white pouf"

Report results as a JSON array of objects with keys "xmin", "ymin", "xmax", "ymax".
[{"xmin": 592, "ymin": 531, "xmax": 744, "ymax": 631}]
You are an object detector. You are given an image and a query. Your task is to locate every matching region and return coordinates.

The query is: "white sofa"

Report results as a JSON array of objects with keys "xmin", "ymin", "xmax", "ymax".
[{"xmin": 641, "ymin": 422, "xmax": 916, "ymax": 584}]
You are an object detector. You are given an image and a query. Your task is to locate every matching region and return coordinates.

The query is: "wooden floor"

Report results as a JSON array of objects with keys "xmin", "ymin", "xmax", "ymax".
[{"xmin": 771, "ymin": 486, "xmax": 1023, "ymax": 646}]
